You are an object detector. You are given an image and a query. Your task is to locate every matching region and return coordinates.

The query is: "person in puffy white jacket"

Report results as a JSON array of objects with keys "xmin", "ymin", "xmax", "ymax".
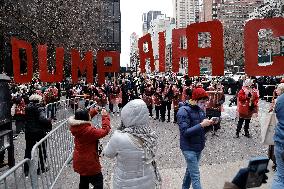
[{"xmin": 103, "ymin": 99, "xmax": 161, "ymax": 189}]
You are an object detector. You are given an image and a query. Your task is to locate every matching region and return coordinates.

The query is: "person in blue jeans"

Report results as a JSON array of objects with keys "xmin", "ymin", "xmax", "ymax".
[
  {"xmin": 272, "ymin": 83, "xmax": 284, "ymax": 188},
  {"xmin": 177, "ymin": 87, "xmax": 216, "ymax": 189}
]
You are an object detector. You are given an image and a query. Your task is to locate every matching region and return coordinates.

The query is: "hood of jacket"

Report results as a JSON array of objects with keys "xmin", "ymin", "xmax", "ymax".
[
  {"xmin": 68, "ymin": 116, "xmax": 92, "ymax": 127},
  {"xmin": 121, "ymin": 99, "xmax": 149, "ymax": 128}
]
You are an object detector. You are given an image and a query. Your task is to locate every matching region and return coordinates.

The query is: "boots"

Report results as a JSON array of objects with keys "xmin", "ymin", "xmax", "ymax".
[
  {"xmin": 236, "ymin": 131, "xmax": 240, "ymax": 138},
  {"xmin": 244, "ymin": 132, "xmax": 251, "ymax": 138}
]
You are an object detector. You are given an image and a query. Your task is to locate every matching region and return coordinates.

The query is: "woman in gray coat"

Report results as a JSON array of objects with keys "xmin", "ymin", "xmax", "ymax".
[{"xmin": 103, "ymin": 99, "xmax": 161, "ymax": 189}]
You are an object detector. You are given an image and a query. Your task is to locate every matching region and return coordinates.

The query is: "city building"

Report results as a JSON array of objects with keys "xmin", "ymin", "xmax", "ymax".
[
  {"xmin": 147, "ymin": 15, "xmax": 175, "ymax": 72},
  {"xmin": 99, "ymin": 0, "xmax": 121, "ymax": 52},
  {"xmin": 142, "ymin": 11, "xmax": 163, "ymax": 35},
  {"xmin": 215, "ymin": 0, "xmax": 264, "ymax": 30},
  {"xmin": 129, "ymin": 32, "xmax": 139, "ymax": 69},
  {"xmin": 173, "ymin": 0, "xmax": 200, "ymax": 28}
]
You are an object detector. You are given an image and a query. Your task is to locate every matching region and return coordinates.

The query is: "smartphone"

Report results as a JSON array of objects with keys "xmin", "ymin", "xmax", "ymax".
[
  {"xmin": 211, "ymin": 117, "xmax": 220, "ymax": 122},
  {"xmin": 246, "ymin": 157, "xmax": 269, "ymax": 188}
]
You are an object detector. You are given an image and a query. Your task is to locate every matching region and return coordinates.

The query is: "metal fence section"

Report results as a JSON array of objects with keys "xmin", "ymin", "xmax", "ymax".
[
  {"xmin": 0, "ymin": 159, "xmax": 32, "ymax": 189},
  {"xmin": 45, "ymin": 99, "xmax": 76, "ymax": 125},
  {"xmin": 30, "ymin": 120, "xmax": 74, "ymax": 189}
]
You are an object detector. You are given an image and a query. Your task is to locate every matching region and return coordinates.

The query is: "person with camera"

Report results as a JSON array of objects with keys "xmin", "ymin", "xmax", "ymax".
[
  {"xmin": 236, "ymin": 79, "xmax": 259, "ymax": 138},
  {"xmin": 103, "ymin": 99, "xmax": 161, "ymax": 189},
  {"xmin": 177, "ymin": 87, "xmax": 218, "ymax": 189},
  {"xmin": 68, "ymin": 107, "xmax": 111, "ymax": 189},
  {"xmin": 271, "ymin": 83, "xmax": 284, "ymax": 188}
]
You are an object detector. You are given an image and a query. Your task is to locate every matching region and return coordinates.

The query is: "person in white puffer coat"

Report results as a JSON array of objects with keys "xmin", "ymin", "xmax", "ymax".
[{"xmin": 103, "ymin": 99, "xmax": 161, "ymax": 189}]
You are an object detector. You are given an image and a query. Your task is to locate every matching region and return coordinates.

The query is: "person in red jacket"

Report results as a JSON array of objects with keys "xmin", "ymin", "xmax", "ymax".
[
  {"xmin": 68, "ymin": 108, "xmax": 111, "ymax": 189},
  {"xmin": 236, "ymin": 79, "xmax": 259, "ymax": 138}
]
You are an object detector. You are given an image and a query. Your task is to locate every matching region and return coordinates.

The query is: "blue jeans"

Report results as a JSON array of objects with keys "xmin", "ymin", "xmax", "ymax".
[
  {"xmin": 182, "ymin": 150, "xmax": 202, "ymax": 189},
  {"xmin": 272, "ymin": 142, "xmax": 284, "ymax": 189}
]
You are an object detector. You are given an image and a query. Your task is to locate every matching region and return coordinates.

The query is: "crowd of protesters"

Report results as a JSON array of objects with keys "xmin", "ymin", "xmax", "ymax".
[{"xmin": 4, "ymin": 73, "xmax": 284, "ymax": 188}]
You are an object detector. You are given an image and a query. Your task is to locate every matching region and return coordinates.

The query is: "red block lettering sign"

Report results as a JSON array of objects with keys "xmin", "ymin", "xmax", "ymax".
[
  {"xmin": 138, "ymin": 33, "xmax": 155, "ymax": 73},
  {"xmin": 172, "ymin": 28, "xmax": 187, "ymax": 73},
  {"xmin": 186, "ymin": 20, "xmax": 224, "ymax": 77},
  {"xmin": 245, "ymin": 17, "xmax": 284, "ymax": 76},
  {"xmin": 38, "ymin": 45, "xmax": 64, "ymax": 83},
  {"xmin": 159, "ymin": 32, "xmax": 166, "ymax": 72},
  {"xmin": 11, "ymin": 38, "xmax": 33, "ymax": 83},
  {"xmin": 71, "ymin": 49, "xmax": 93, "ymax": 84},
  {"xmin": 97, "ymin": 51, "xmax": 120, "ymax": 85}
]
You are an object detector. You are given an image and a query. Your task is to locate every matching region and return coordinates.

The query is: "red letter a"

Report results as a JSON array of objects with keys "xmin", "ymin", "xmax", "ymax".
[
  {"xmin": 138, "ymin": 34, "xmax": 155, "ymax": 73},
  {"xmin": 186, "ymin": 20, "xmax": 224, "ymax": 77}
]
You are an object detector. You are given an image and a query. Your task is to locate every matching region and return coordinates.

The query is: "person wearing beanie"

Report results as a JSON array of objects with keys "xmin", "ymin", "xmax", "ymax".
[
  {"xmin": 236, "ymin": 79, "xmax": 259, "ymax": 138},
  {"xmin": 103, "ymin": 99, "xmax": 161, "ymax": 189},
  {"xmin": 68, "ymin": 108, "xmax": 111, "ymax": 189},
  {"xmin": 177, "ymin": 88, "xmax": 217, "ymax": 189}
]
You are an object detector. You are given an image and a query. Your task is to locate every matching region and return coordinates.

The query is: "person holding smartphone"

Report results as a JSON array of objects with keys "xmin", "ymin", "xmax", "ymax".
[
  {"xmin": 177, "ymin": 87, "xmax": 217, "ymax": 189},
  {"xmin": 68, "ymin": 107, "xmax": 111, "ymax": 189}
]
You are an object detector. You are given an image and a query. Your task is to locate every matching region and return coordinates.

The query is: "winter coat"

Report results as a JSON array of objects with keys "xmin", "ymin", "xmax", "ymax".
[
  {"xmin": 25, "ymin": 102, "xmax": 52, "ymax": 138},
  {"xmin": 103, "ymin": 100, "xmax": 155, "ymax": 189},
  {"xmin": 68, "ymin": 110, "xmax": 111, "ymax": 176},
  {"xmin": 274, "ymin": 93, "xmax": 284, "ymax": 145},
  {"xmin": 103, "ymin": 131, "xmax": 155, "ymax": 189},
  {"xmin": 237, "ymin": 87, "xmax": 259, "ymax": 119},
  {"xmin": 177, "ymin": 101, "xmax": 206, "ymax": 152}
]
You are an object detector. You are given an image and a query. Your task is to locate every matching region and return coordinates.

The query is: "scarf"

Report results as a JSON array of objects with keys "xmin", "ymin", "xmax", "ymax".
[{"xmin": 118, "ymin": 122, "xmax": 162, "ymax": 188}]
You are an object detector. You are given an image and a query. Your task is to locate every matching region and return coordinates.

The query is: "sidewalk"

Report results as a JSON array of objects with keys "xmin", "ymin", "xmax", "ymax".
[
  {"xmin": 160, "ymin": 160, "xmax": 274, "ymax": 189},
  {"xmin": 54, "ymin": 159, "xmax": 274, "ymax": 189}
]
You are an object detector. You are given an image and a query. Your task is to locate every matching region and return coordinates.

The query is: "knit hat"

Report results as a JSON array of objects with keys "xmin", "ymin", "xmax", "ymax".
[
  {"xmin": 280, "ymin": 78, "xmax": 284, "ymax": 83},
  {"xmin": 191, "ymin": 88, "xmax": 208, "ymax": 101}
]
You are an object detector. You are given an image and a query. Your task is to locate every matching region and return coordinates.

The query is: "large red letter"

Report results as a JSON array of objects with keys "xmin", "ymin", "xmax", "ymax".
[
  {"xmin": 97, "ymin": 51, "xmax": 120, "ymax": 85},
  {"xmin": 159, "ymin": 31, "xmax": 166, "ymax": 72},
  {"xmin": 245, "ymin": 17, "xmax": 284, "ymax": 76},
  {"xmin": 71, "ymin": 49, "xmax": 93, "ymax": 84},
  {"xmin": 187, "ymin": 20, "xmax": 224, "ymax": 77},
  {"xmin": 11, "ymin": 38, "xmax": 33, "ymax": 83},
  {"xmin": 38, "ymin": 45, "xmax": 64, "ymax": 83},
  {"xmin": 138, "ymin": 34, "xmax": 155, "ymax": 73},
  {"xmin": 172, "ymin": 28, "xmax": 187, "ymax": 73}
]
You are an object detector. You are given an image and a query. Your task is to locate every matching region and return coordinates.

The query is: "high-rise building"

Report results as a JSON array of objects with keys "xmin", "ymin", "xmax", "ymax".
[
  {"xmin": 99, "ymin": 0, "xmax": 121, "ymax": 52},
  {"xmin": 215, "ymin": 0, "xmax": 264, "ymax": 30},
  {"xmin": 142, "ymin": 11, "xmax": 162, "ymax": 35},
  {"xmin": 173, "ymin": 0, "xmax": 200, "ymax": 28},
  {"xmin": 129, "ymin": 32, "xmax": 139, "ymax": 68}
]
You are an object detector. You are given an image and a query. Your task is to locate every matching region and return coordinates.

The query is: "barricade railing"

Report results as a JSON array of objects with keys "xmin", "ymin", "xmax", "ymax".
[
  {"xmin": 45, "ymin": 99, "xmax": 76, "ymax": 125},
  {"xmin": 0, "ymin": 159, "xmax": 32, "ymax": 189},
  {"xmin": 29, "ymin": 120, "xmax": 74, "ymax": 189}
]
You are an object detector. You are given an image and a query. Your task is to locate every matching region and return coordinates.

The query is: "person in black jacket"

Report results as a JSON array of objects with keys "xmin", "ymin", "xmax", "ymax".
[{"xmin": 24, "ymin": 94, "xmax": 52, "ymax": 176}]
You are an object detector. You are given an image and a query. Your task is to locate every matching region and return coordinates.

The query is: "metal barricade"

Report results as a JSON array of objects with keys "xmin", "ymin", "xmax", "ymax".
[
  {"xmin": 45, "ymin": 99, "xmax": 76, "ymax": 125},
  {"xmin": 0, "ymin": 159, "xmax": 32, "ymax": 189},
  {"xmin": 30, "ymin": 120, "xmax": 74, "ymax": 189}
]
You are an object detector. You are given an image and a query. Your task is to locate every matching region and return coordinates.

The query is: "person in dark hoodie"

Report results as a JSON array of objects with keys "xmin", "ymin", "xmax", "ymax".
[
  {"xmin": 68, "ymin": 107, "xmax": 111, "ymax": 189},
  {"xmin": 24, "ymin": 94, "xmax": 52, "ymax": 176},
  {"xmin": 177, "ymin": 88, "xmax": 217, "ymax": 189}
]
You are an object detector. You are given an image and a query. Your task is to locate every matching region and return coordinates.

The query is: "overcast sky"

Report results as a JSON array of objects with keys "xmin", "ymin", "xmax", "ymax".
[{"xmin": 120, "ymin": 0, "xmax": 173, "ymax": 66}]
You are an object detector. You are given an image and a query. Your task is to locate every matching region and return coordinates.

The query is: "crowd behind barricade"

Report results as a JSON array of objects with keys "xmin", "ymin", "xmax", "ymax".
[{"xmin": 3, "ymin": 73, "xmax": 284, "ymax": 189}]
